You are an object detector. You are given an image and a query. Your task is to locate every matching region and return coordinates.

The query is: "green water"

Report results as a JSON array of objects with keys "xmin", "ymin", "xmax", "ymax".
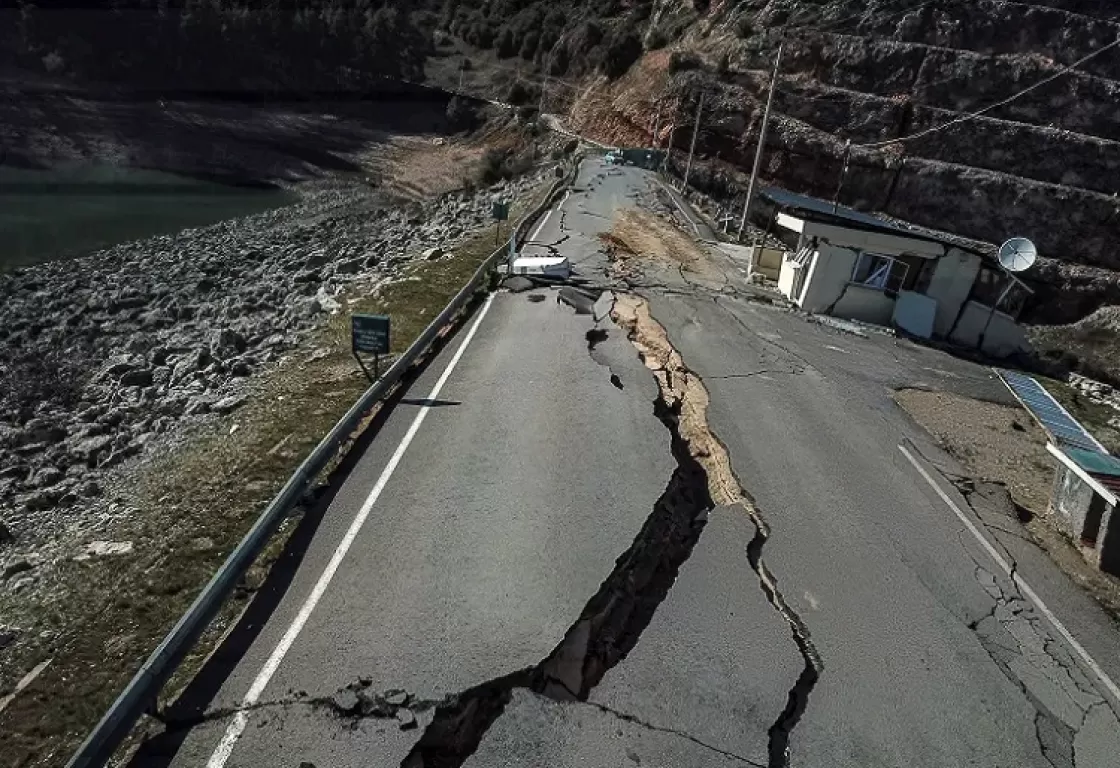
[{"xmin": 0, "ymin": 166, "xmax": 296, "ymax": 269}]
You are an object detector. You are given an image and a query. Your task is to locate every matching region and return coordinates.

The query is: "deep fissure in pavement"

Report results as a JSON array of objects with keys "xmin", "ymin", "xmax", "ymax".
[
  {"xmin": 612, "ymin": 294, "xmax": 823, "ymax": 768},
  {"xmin": 386, "ymin": 293, "xmax": 822, "ymax": 767},
  {"xmin": 394, "ymin": 306, "xmax": 715, "ymax": 767}
]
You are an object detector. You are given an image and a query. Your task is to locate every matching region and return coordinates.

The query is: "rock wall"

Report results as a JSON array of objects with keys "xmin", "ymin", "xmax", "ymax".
[{"xmin": 565, "ymin": 0, "xmax": 1120, "ymax": 323}]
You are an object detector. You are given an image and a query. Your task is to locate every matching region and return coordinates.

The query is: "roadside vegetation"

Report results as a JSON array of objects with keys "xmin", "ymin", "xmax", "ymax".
[
  {"xmin": 428, "ymin": 0, "xmax": 649, "ymax": 79},
  {"xmin": 0, "ymin": 165, "xmax": 553, "ymax": 767}
]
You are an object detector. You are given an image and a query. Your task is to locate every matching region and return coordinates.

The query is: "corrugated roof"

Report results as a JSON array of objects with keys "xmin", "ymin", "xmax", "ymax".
[
  {"xmin": 759, "ymin": 186, "xmax": 992, "ymax": 257},
  {"xmin": 1064, "ymin": 447, "xmax": 1120, "ymax": 477}
]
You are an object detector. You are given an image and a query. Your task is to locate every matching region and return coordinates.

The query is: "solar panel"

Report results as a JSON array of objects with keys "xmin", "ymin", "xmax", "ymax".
[{"xmin": 997, "ymin": 370, "xmax": 1107, "ymax": 454}]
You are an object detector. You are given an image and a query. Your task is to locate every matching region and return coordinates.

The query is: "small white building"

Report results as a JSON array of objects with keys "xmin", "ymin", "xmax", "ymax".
[{"xmin": 763, "ymin": 190, "xmax": 1032, "ymax": 358}]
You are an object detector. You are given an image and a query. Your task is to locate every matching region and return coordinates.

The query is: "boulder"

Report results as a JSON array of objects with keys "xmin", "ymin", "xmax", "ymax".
[
  {"xmin": 335, "ymin": 257, "xmax": 364, "ymax": 275},
  {"xmin": 314, "ymin": 288, "xmax": 341, "ymax": 315},
  {"xmin": 2, "ymin": 557, "xmax": 35, "ymax": 581},
  {"xmin": 70, "ymin": 434, "xmax": 114, "ymax": 463},
  {"xmin": 211, "ymin": 328, "xmax": 247, "ymax": 357},
  {"xmin": 20, "ymin": 418, "xmax": 67, "ymax": 445},
  {"xmin": 211, "ymin": 394, "xmax": 247, "ymax": 415},
  {"xmin": 423, "ymin": 246, "xmax": 444, "ymax": 260},
  {"xmin": 95, "ymin": 355, "xmax": 137, "ymax": 381},
  {"xmin": 305, "ymin": 251, "xmax": 330, "ymax": 269},
  {"xmin": 0, "ymin": 465, "xmax": 26, "ymax": 481},
  {"xmin": 30, "ymin": 466, "xmax": 64, "ymax": 488},
  {"xmin": 119, "ymin": 368, "xmax": 154, "ymax": 388},
  {"xmin": 21, "ymin": 487, "xmax": 61, "ymax": 511},
  {"xmin": 184, "ymin": 396, "xmax": 213, "ymax": 416}
]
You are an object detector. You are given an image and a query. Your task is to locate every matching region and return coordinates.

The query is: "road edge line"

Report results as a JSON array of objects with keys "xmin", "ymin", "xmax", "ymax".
[
  {"xmin": 204, "ymin": 293, "xmax": 498, "ymax": 768},
  {"xmin": 898, "ymin": 442, "xmax": 1120, "ymax": 708}
]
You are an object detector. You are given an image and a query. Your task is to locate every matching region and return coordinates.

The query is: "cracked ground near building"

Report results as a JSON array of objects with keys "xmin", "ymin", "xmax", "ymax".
[{"xmin": 129, "ymin": 157, "xmax": 1120, "ymax": 768}]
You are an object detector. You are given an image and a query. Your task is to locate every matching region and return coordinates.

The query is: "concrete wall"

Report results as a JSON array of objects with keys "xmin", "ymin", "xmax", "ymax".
[
  {"xmin": 1052, "ymin": 465, "xmax": 1094, "ymax": 539},
  {"xmin": 949, "ymin": 301, "xmax": 1031, "ymax": 357},
  {"xmin": 777, "ymin": 254, "xmax": 800, "ymax": 301},
  {"xmin": 1097, "ymin": 504, "xmax": 1120, "ymax": 576},
  {"xmin": 893, "ymin": 290, "xmax": 937, "ymax": 338},
  {"xmin": 832, "ymin": 283, "xmax": 897, "ymax": 325},
  {"xmin": 1051, "ymin": 465, "xmax": 1120, "ymax": 576},
  {"xmin": 751, "ymin": 246, "xmax": 785, "ymax": 280},
  {"xmin": 800, "ymin": 243, "xmax": 859, "ymax": 312},
  {"xmin": 926, "ymin": 247, "xmax": 982, "ymax": 337}
]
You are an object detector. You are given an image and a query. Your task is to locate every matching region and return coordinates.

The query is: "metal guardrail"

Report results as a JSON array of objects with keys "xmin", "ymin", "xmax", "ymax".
[{"xmin": 67, "ymin": 159, "xmax": 581, "ymax": 768}]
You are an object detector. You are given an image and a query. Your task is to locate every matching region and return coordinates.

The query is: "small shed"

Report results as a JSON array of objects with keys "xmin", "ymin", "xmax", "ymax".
[
  {"xmin": 1047, "ymin": 445, "xmax": 1120, "ymax": 575},
  {"xmin": 998, "ymin": 369, "xmax": 1120, "ymax": 575},
  {"xmin": 759, "ymin": 188, "xmax": 1032, "ymax": 358}
]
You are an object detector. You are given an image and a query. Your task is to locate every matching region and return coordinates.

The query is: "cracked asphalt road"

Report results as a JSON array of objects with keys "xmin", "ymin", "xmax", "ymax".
[
  {"xmin": 136, "ymin": 158, "xmax": 1120, "ymax": 768},
  {"xmin": 473, "ymin": 159, "xmax": 1120, "ymax": 766}
]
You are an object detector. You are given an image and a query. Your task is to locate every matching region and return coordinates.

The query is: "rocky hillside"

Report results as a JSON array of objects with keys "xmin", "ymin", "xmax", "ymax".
[
  {"xmin": 586, "ymin": 0, "xmax": 1120, "ymax": 323},
  {"xmin": 430, "ymin": 0, "xmax": 1120, "ymax": 324},
  {"xmin": 0, "ymin": 166, "xmax": 544, "ymax": 569}
]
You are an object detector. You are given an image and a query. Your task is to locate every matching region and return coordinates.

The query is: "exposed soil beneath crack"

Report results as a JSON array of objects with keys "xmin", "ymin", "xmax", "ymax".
[
  {"xmin": 611, "ymin": 294, "xmax": 823, "ymax": 768},
  {"xmin": 396, "ymin": 307, "xmax": 714, "ymax": 765},
  {"xmin": 309, "ymin": 290, "xmax": 821, "ymax": 768}
]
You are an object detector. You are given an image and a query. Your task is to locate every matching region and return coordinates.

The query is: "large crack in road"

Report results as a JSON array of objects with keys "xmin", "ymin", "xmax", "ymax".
[
  {"xmin": 389, "ymin": 298, "xmax": 713, "ymax": 767},
  {"xmin": 612, "ymin": 294, "xmax": 823, "ymax": 768},
  {"xmin": 374, "ymin": 290, "xmax": 816, "ymax": 767},
  {"xmin": 237, "ymin": 287, "xmax": 822, "ymax": 768}
]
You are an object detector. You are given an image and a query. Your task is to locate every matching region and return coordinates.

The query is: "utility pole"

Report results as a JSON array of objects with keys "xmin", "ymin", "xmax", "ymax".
[
  {"xmin": 458, "ymin": 60, "xmax": 466, "ymax": 92},
  {"xmin": 738, "ymin": 43, "xmax": 782, "ymax": 241},
  {"xmin": 833, "ymin": 139, "xmax": 852, "ymax": 213},
  {"xmin": 681, "ymin": 91, "xmax": 704, "ymax": 193}
]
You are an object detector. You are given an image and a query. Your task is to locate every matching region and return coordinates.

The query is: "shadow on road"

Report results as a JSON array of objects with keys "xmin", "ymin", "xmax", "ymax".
[{"xmin": 126, "ymin": 300, "xmax": 484, "ymax": 767}]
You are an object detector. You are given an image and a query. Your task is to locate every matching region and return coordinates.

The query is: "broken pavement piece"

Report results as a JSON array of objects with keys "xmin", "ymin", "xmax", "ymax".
[
  {"xmin": 396, "ymin": 707, "xmax": 418, "ymax": 730},
  {"xmin": 329, "ymin": 688, "xmax": 361, "ymax": 715},
  {"xmin": 557, "ymin": 287, "xmax": 596, "ymax": 315},
  {"xmin": 383, "ymin": 689, "xmax": 409, "ymax": 707},
  {"xmin": 501, "ymin": 275, "xmax": 535, "ymax": 293}
]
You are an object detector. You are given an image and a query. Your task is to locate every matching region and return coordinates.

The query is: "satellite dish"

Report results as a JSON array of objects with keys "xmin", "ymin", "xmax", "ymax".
[{"xmin": 998, "ymin": 237, "xmax": 1037, "ymax": 272}]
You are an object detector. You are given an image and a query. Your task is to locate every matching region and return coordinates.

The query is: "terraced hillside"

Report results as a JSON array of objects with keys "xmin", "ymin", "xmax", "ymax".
[
  {"xmin": 571, "ymin": 1, "xmax": 1120, "ymax": 322},
  {"xmin": 428, "ymin": 0, "xmax": 1120, "ymax": 323}
]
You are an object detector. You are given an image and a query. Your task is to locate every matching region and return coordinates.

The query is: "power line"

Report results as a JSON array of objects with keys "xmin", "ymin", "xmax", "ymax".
[{"xmin": 856, "ymin": 35, "xmax": 1120, "ymax": 148}]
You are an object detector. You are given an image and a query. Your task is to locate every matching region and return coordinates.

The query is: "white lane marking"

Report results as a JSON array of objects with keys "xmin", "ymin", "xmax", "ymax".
[
  {"xmin": 206, "ymin": 295, "xmax": 498, "ymax": 768},
  {"xmin": 526, "ymin": 189, "xmax": 570, "ymax": 244},
  {"xmin": 899, "ymin": 443, "xmax": 1120, "ymax": 708}
]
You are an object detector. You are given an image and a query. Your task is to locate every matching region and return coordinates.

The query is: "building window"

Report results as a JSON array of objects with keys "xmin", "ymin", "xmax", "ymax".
[
  {"xmin": 852, "ymin": 251, "xmax": 909, "ymax": 293},
  {"xmin": 969, "ymin": 265, "xmax": 1030, "ymax": 319}
]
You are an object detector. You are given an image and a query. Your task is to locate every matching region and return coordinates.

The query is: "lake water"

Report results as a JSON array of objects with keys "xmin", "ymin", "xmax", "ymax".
[{"xmin": 0, "ymin": 166, "xmax": 296, "ymax": 268}]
